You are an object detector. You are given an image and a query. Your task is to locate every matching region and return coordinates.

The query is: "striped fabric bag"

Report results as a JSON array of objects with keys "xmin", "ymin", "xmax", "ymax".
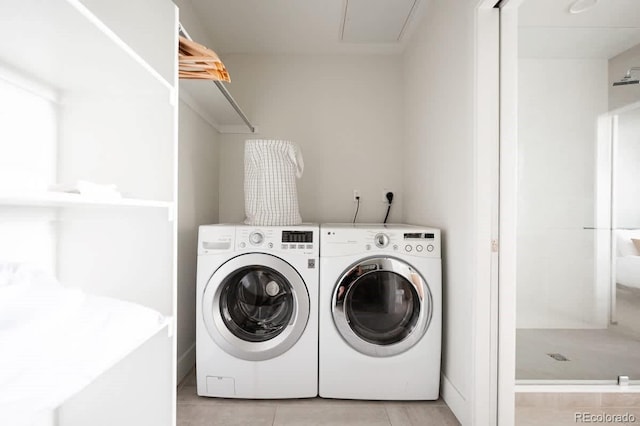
[{"xmin": 244, "ymin": 139, "xmax": 304, "ymax": 226}]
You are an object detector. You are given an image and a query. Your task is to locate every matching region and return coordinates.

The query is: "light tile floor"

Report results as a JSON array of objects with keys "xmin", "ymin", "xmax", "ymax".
[
  {"xmin": 515, "ymin": 393, "xmax": 640, "ymax": 425},
  {"xmin": 177, "ymin": 370, "xmax": 460, "ymax": 426}
]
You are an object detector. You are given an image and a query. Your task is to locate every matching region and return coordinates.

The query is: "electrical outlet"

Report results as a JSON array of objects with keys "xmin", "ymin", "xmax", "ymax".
[
  {"xmin": 382, "ymin": 189, "xmax": 394, "ymax": 203},
  {"xmin": 353, "ymin": 190, "xmax": 360, "ymax": 202}
]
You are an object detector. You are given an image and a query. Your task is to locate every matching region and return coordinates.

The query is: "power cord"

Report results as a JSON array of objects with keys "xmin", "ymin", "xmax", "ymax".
[
  {"xmin": 383, "ymin": 192, "xmax": 393, "ymax": 223},
  {"xmin": 353, "ymin": 196, "xmax": 360, "ymax": 223}
]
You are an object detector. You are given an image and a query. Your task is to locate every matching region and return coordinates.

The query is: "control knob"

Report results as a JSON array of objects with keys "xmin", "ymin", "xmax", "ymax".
[
  {"xmin": 374, "ymin": 233, "xmax": 389, "ymax": 248},
  {"xmin": 249, "ymin": 231, "xmax": 264, "ymax": 245}
]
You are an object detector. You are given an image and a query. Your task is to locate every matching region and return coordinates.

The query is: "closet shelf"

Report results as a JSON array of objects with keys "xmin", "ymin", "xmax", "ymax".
[
  {"xmin": 178, "ymin": 24, "xmax": 257, "ymax": 134},
  {"xmin": 0, "ymin": 287, "xmax": 171, "ymax": 420},
  {"xmin": 0, "ymin": 191, "xmax": 173, "ymax": 210},
  {"xmin": 0, "ymin": 0, "xmax": 174, "ymax": 98}
]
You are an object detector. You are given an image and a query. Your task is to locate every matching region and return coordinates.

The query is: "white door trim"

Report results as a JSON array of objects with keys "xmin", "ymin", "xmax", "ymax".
[
  {"xmin": 473, "ymin": 1, "xmax": 500, "ymax": 425},
  {"xmin": 497, "ymin": 0, "xmax": 524, "ymax": 425}
]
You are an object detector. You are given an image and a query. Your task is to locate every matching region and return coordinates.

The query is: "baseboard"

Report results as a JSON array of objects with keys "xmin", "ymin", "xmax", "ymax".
[
  {"xmin": 441, "ymin": 373, "xmax": 468, "ymax": 425},
  {"xmin": 177, "ymin": 342, "xmax": 196, "ymax": 384}
]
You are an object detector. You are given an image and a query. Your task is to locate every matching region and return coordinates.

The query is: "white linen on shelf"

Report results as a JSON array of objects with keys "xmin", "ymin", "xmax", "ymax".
[
  {"xmin": 0, "ymin": 263, "xmax": 165, "ymax": 425},
  {"xmin": 48, "ymin": 180, "xmax": 122, "ymax": 199}
]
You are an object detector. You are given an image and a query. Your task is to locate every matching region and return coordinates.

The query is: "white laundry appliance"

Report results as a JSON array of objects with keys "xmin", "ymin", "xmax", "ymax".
[
  {"xmin": 319, "ymin": 224, "xmax": 442, "ymax": 400},
  {"xmin": 196, "ymin": 224, "xmax": 318, "ymax": 398}
]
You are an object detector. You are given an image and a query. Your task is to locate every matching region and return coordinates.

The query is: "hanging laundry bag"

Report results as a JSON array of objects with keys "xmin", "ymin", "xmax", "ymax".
[{"xmin": 244, "ymin": 139, "xmax": 304, "ymax": 226}]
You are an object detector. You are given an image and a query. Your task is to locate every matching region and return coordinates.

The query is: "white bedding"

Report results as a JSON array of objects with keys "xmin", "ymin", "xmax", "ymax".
[
  {"xmin": 617, "ymin": 255, "xmax": 640, "ymax": 289},
  {"xmin": 0, "ymin": 263, "xmax": 165, "ymax": 425},
  {"xmin": 615, "ymin": 230, "xmax": 640, "ymax": 290}
]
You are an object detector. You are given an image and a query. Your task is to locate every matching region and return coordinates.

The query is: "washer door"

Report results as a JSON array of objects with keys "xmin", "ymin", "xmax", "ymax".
[
  {"xmin": 203, "ymin": 253, "xmax": 310, "ymax": 361},
  {"xmin": 332, "ymin": 257, "xmax": 432, "ymax": 357}
]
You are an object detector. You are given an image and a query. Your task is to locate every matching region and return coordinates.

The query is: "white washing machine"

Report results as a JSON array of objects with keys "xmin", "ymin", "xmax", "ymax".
[
  {"xmin": 319, "ymin": 224, "xmax": 442, "ymax": 400},
  {"xmin": 196, "ymin": 224, "xmax": 318, "ymax": 398}
]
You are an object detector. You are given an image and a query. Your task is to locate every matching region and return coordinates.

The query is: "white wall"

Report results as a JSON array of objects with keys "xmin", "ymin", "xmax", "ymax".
[
  {"xmin": 609, "ymin": 43, "xmax": 640, "ymax": 231},
  {"xmin": 173, "ymin": 0, "xmax": 222, "ymax": 381},
  {"xmin": 216, "ymin": 54, "xmax": 404, "ymax": 224},
  {"xmin": 176, "ymin": 101, "xmax": 220, "ymax": 380},
  {"xmin": 615, "ymin": 108, "xmax": 640, "ymax": 229},
  {"xmin": 517, "ymin": 58, "xmax": 608, "ymax": 329},
  {"xmin": 609, "ymin": 43, "xmax": 640, "ymax": 111},
  {"xmin": 402, "ymin": 0, "xmax": 478, "ymax": 422}
]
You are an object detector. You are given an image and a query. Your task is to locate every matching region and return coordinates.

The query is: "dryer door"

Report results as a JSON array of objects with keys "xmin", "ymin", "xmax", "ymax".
[
  {"xmin": 332, "ymin": 256, "xmax": 432, "ymax": 357},
  {"xmin": 203, "ymin": 253, "xmax": 310, "ymax": 361}
]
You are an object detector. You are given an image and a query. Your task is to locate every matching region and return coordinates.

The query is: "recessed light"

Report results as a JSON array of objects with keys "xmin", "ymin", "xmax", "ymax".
[{"xmin": 568, "ymin": 0, "xmax": 599, "ymax": 14}]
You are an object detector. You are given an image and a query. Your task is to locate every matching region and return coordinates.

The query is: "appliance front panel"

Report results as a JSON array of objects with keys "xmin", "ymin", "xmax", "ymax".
[
  {"xmin": 203, "ymin": 253, "xmax": 310, "ymax": 361},
  {"xmin": 331, "ymin": 256, "xmax": 433, "ymax": 357}
]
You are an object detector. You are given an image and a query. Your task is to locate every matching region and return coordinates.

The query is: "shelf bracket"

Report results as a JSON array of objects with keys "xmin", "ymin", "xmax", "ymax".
[{"xmin": 178, "ymin": 23, "xmax": 256, "ymax": 134}]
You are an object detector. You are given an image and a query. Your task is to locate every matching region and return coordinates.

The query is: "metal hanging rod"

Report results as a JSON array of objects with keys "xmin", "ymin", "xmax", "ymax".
[{"xmin": 178, "ymin": 23, "xmax": 256, "ymax": 133}]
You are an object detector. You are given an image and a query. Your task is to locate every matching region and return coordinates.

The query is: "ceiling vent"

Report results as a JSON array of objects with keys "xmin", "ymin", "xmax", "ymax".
[{"xmin": 340, "ymin": 0, "xmax": 420, "ymax": 43}]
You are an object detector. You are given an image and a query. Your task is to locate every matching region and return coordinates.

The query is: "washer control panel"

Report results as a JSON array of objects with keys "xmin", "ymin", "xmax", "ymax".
[{"xmin": 236, "ymin": 226, "xmax": 317, "ymax": 255}]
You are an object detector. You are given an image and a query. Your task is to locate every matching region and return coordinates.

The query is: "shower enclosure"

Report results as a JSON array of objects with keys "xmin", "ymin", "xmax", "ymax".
[{"xmin": 514, "ymin": 0, "xmax": 640, "ymax": 385}]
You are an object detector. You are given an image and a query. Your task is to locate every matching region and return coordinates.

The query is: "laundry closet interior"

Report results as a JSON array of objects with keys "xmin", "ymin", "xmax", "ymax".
[
  {"xmin": 0, "ymin": 0, "xmax": 485, "ymax": 425},
  {"xmin": 178, "ymin": 0, "xmax": 475, "ymax": 421}
]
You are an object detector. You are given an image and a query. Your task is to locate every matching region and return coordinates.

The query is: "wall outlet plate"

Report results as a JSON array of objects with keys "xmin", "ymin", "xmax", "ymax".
[{"xmin": 353, "ymin": 189, "xmax": 360, "ymax": 202}]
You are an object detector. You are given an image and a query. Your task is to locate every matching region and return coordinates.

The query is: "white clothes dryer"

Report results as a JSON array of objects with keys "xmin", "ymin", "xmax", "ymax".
[
  {"xmin": 319, "ymin": 224, "xmax": 442, "ymax": 400},
  {"xmin": 196, "ymin": 224, "xmax": 318, "ymax": 398}
]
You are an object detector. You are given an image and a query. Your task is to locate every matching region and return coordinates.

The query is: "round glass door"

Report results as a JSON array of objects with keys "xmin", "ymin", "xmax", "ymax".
[
  {"xmin": 219, "ymin": 266, "xmax": 294, "ymax": 342},
  {"xmin": 203, "ymin": 253, "xmax": 310, "ymax": 361},
  {"xmin": 332, "ymin": 257, "xmax": 432, "ymax": 357}
]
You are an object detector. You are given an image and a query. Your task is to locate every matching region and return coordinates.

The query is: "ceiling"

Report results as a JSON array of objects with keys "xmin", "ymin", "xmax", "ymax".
[
  {"xmin": 185, "ymin": 0, "xmax": 640, "ymax": 58},
  {"xmin": 186, "ymin": 0, "xmax": 428, "ymax": 55},
  {"xmin": 519, "ymin": 0, "xmax": 640, "ymax": 58}
]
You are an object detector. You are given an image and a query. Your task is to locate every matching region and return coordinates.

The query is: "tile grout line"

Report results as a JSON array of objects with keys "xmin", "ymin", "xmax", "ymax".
[
  {"xmin": 272, "ymin": 403, "xmax": 279, "ymax": 426},
  {"xmin": 382, "ymin": 404, "xmax": 394, "ymax": 426}
]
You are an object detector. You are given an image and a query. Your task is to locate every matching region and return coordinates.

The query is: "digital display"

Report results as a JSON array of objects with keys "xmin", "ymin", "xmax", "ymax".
[
  {"xmin": 282, "ymin": 231, "xmax": 313, "ymax": 243},
  {"xmin": 404, "ymin": 232, "xmax": 435, "ymax": 240}
]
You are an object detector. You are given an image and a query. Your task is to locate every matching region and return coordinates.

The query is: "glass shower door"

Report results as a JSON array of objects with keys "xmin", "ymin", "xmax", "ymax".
[
  {"xmin": 514, "ymin": 40, "xmax": 640, "ymax": 383},
  {"xmin": 608, "ymin": 107, "xmax": 640, "ymax": 386}
]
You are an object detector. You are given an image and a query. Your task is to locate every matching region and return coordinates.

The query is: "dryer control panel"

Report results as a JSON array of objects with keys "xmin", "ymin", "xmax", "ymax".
[
  {"xmin": 320, "ymin": 224, "xmax": 441, "ymax": 258},
  {"xmin": 401, "ymin": 232, "xmax": 437, "ymax": 255}
]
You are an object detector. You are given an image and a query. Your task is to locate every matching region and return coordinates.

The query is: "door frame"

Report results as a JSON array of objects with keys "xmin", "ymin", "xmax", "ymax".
[
  {"xmin": 495, "ymin": 1, "xmax": 523, "ymax": 424},
  {"xmin": 473, "ymin": 0, "xmax": 503, "ymax": 424},
  {"xmin": 474, "ymin": 0, "xmax": 525, "ymax": 424}
]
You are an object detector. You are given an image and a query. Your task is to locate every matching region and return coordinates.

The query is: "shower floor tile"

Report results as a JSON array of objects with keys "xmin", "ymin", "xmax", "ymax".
[{"xmin": 516, "ymin": 286, "xmax": 640, "ymax": 380}]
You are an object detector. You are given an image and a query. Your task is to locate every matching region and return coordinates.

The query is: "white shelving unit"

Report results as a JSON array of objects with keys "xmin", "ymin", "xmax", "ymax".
[
  {"xmin": 0, "ymin": 191, "xmax": 174, "ymax": 210},
  {"xmin": 0, "ymin": 0, "xmax": 178, "ymax": 425}
]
